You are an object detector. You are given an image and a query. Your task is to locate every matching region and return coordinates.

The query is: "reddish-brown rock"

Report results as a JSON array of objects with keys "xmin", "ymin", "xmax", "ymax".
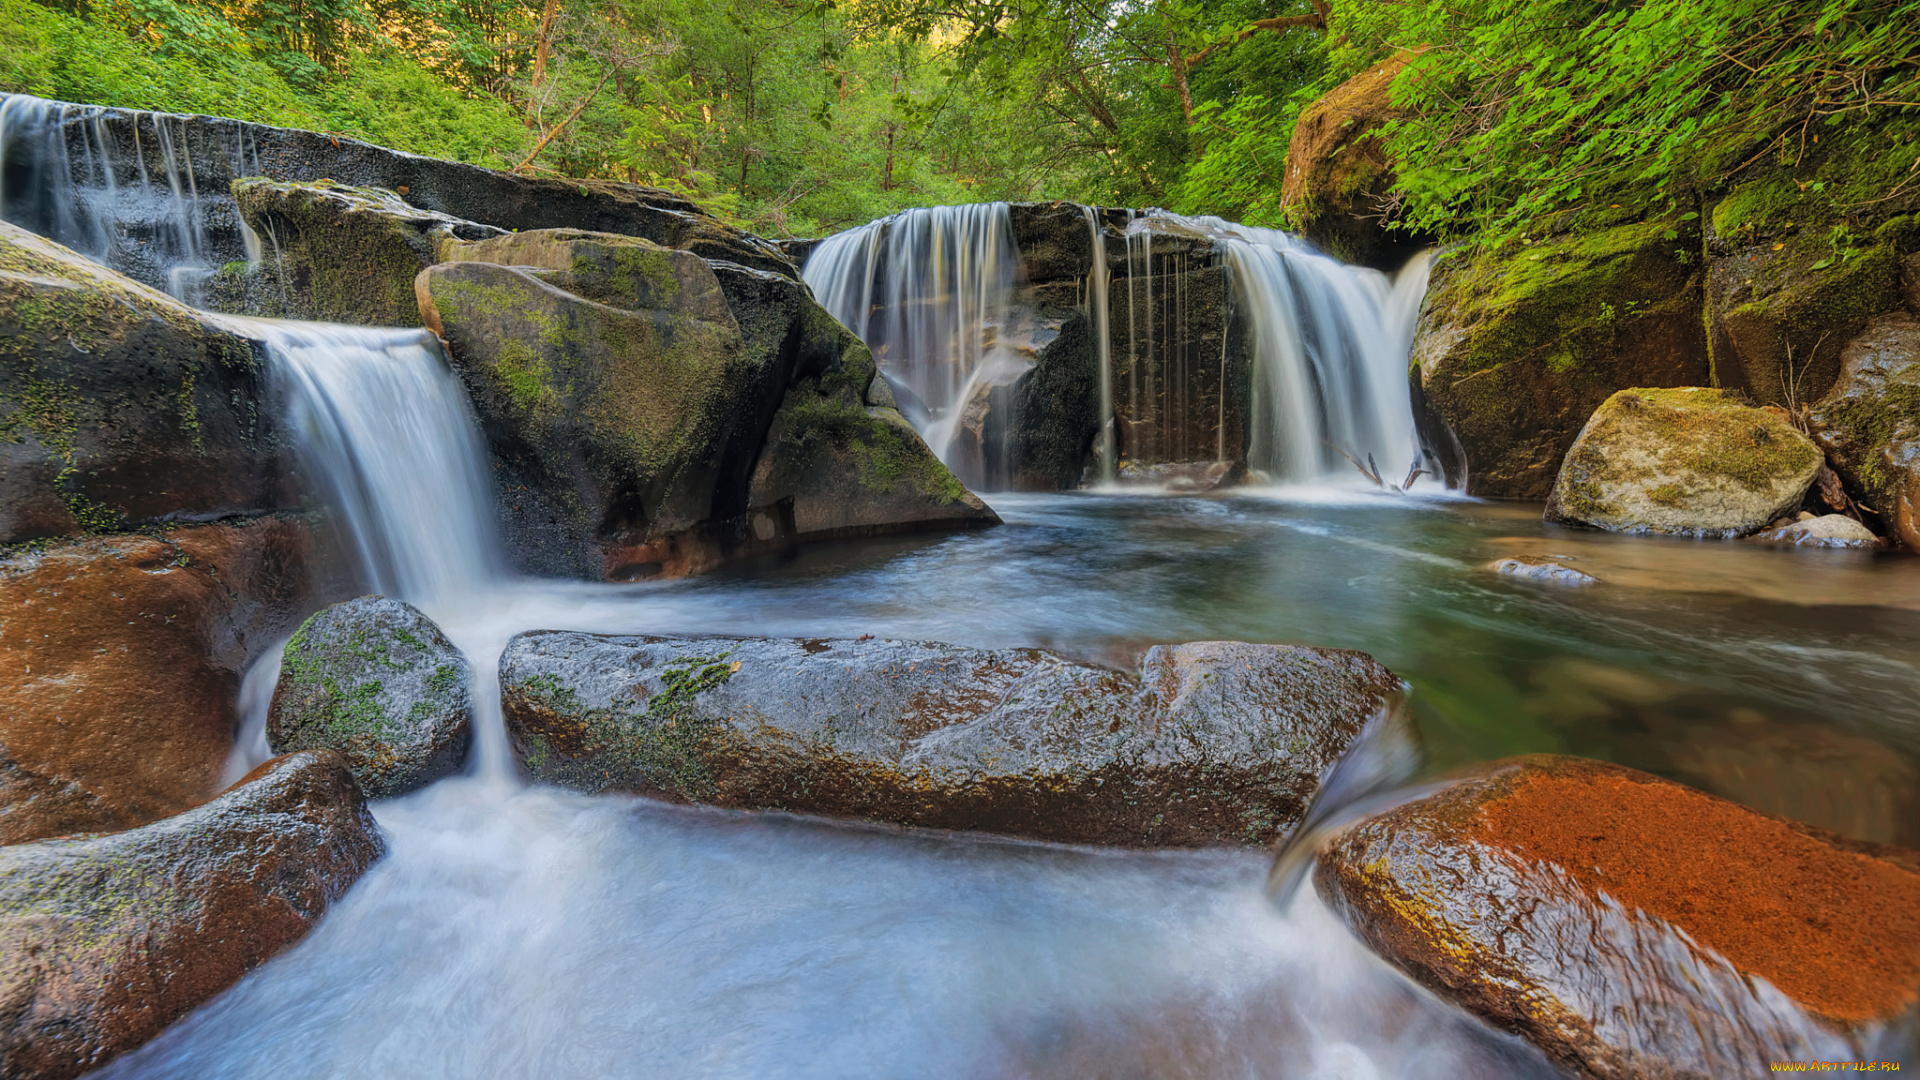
[
  {"xmin": 1280, "ymin": 55, "xmax": 1426, "ymax": 270},
  {"xmin": 0, "ymin": 519, "xmax": 316, "ymax": 844},
  {"xmin": 1316, "ymin": 755, "xmax": 1920, "ymax": 1078},
  {"xmin": 0, "ymin": 750, "xmax": 384, "ymax": 1080}
]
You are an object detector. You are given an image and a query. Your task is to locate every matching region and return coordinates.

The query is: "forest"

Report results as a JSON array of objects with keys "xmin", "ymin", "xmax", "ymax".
[{"xmin": 5, "ymin": 0, "xmax": 1914, "ymax": 242}]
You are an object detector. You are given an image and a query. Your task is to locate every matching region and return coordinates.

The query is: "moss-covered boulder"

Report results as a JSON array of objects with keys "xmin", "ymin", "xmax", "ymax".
[
  {"xmin": 1805, "ymin": 312, "xmax": 1920, "ymax": 526},
  {"xmin": 267, "ymin": 596, "xmax": 471, "ymax": 798},
  {"xmin": 1415, "ymin": 217, "xmax": 1712, "ymax": 497},
  {"xmin": 418, "ymin": 243, "xmax": 754, "ymax": 580},
  {"xmin": 1316, "ymin": 755, "xmax": 1920, "ymax": 1079},
  {"xmin": 0, "ymin": 750, "xmax": 383, "ymax": 1080},
  {"xmin": 215, "ymin": 178, "xmax": 505, "ymax": 326},
  {"xmin": 1280, "ymin": 55, "xmax": 1426, "ymax": 270},
  {"xmin": 501, "ymin": 632, "xmax": 1402, "ymax": 847},
  {"xmin": 1885, "ymin": 437, "xmax": 1920, "ymax": 551},
  {"xmin": 0, "ymin": 221, "xmax": 296, "ymax": 543},
  {"xmin": 441, "ymin": 229, "xmax": 735, "ymax": 320},
  {"xmin": 1546, "ymin": 387, "xmax": 1822, "ymax": 536},
  {"xmin": 0, "ymin": 519, "xmax": 317, "ymax": 845}
]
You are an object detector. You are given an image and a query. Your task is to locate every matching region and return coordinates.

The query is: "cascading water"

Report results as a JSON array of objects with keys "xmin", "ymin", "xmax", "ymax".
[{"xmin": 801, "ymin": 203, "xmax": 1020, "ymax": 468}]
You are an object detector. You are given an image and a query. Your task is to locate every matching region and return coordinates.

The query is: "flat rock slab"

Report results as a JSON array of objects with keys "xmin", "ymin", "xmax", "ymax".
[
  {"xmin": 0, "ymin": 750, "xmax": 384, "ymax": 1080},
  {"xmin": 1745, "ymin": 513, "xmax": 1885, "ymax": 548},
  {"xmin": 1547, "ymin": 386, "xmax": 1823, "ymax": 536},
  {"xmin": 1316, "ymin": 754, "xmax": 1920, "ymax": 1079},
  {"xmin": 501, "ymin": 633, "xmax": 1404, "ymax": 847},
  {"xmin": 1486, "ymin": 555, "xmax": 1599, "ymax": 585}
]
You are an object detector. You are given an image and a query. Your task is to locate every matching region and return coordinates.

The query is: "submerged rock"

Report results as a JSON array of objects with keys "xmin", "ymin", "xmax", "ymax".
[
  {"xmin": 0, "ymin": 749, "xmax": 384, "ymax": 1080},
  {"xmin": 1486, "ymin": 555, "xmax": 1599, "ymax": 585},
  {"xmin": 1806, "ymin": 312, "xmax": 1920, "ymax": 535},
  {"xmin": 1279, "ymin": 55, "xmax": 1426, "ymax": 271},
  {"xmin": 500, "ymin": 633, "xmax": 1403, "ymax": 847},
  {"xmin": 0, "ymin": 520, "xmax": 318, "ymax": 844},
  {"xmin": 268, "ymin": 596, "xmax": 471, "ymax": 798},
  {"xmin": 1744, "ymin": 513, "xmax": 1884, "ymax": 548},
  {"xmin": 0, "ymin": 221, "xmax": 296, "ymax": 544},
  {"xmin": 1315, "ymin": 755, "xmax": 1920, "ymax": 1079},
  {"xmin": 218, "ymin": 178, "xmax": 505, "ymax": 326},
  {"xmin": 1546, "ymin": 387, "xmax": 1822, "ymax": 536},
  {"xmin": 1415, "ymin": 218, "xmax": 1712, "ymax": 498}
]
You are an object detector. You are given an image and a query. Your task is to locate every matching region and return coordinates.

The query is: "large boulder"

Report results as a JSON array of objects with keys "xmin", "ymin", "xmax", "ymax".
[
  {"xmin": 0, "ymin": 221, "xmax": 296, "ymax": 543},
  {"xmin": 1546, "ymin": 387, "xmax": 1822, "ymax": 536},
  {"xmin": 1280, "ymin": 55, "xmax": 1426, "ymax": 270},
  {"xmin": 1806, "ymin": 312, "xmax": 1920, "ymax": 529},
  {"xmin": 1415, "ymin": 217, "xmax": 1712, "ymax": 498},
  {"xmin": 1315, "ymin": 755, "xmax": 1920, "ymax": 1079},
  {"xmin": 0, "ymin": 750, "xmax": 384, "ymax": 1080},
  {"xmin": 1886, "ymin": 436, "xmax": 1920, "ymax": 550},
  {"xmin": 501, "ymin": 633, "xmax": 1403, "ymax": 847},
  {"xmin": 268, "ymin": 596, "xmax": 471, "ymax": 798},
  {"xmin": 0, "ymin": 519, "xmax": 318, "ymax": 845},
  {"xmin": 214, "ymin": 179, "xmax": 506, "ymax": 326}
]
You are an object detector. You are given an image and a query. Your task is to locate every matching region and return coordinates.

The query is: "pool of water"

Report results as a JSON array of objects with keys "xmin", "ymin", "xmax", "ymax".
[{"xmin": 99, "ymin": 488, "xmax": 1920, "ymax": 1078}]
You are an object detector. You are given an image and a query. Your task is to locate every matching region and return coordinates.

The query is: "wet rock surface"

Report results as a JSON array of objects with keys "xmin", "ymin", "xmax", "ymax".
[
  {"xmin": 268, "ymin": 596, "xmax": 472, "ymax": 798},
  {"xmin": 1486, "ymin": 555, "xmax": 1599, "ymax": 585},
  {"xmin": 1316, "ymin": 754, "xmax": 1920, "ymax": 1079},
  {"xmin": 1415, "ymin": 218, "xmax": 1712, "ymax": 498},
  {"xmin": 501, "ymin": 633, "xmax": 1404, "ymax": 847},
  {"xmin": 0, "ymin": 519, "xmax": 318, "ymax": 844},
  {"xmin": 1807, "ymin": 312, "xmax": 1920, "ymax": 532},
  {"xmin": 1745, "ymin": 513, "xmax": 1884, "ymax": 548},
  {"xmin": 0, "ymin": 749, "xmax": 384, "ymax": 1080},
  {"xmin": 1546, "ymin": 387, "xmax": 1823, "ymax": 536},
  {"xmin": 0, "ymin": 221, "xmax": 296, "ymax": 544}
]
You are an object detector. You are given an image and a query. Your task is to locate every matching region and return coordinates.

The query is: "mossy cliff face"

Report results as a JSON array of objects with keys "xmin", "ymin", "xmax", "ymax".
[
  {"xmin": 1416, "ymin": 217, "xmax": 1713, "ymax": 498},
  {"xmin": 1546, "ymin": 387, "xmax": 1821, "ymax": 537},
  {"xmin": 500, "ymin": 631, "xmax": 1402, "ymax": 848},
  {"xmin": 418, "ymin": 237, "xmax": 753, "ymax": 581},
  {"xmin": 1281, "ymin": 55, "xmax": 1428, "ymax": 271},
  {"xmin": 216, "ymin": 178, "xmax": 506, "ymax": 326},
  {"xmin": 1316, "ymin": 755, "xmax": 1920, "ymax": 1078},
  {"xmin": 267, "ymin": 595, "xmax": 472, "ymax": 798},
  {"xmin": 0, "ymin": 518, "xmax": 318, "ymax": 845},
  {"xmin": 1806, "ymin": 312, "xmax": 1920, "ymax": 527},
  {"xmin": 0, "ymin": 750, "xmax": 384, "ymax": 1080},
  {"xmin": 0, "ymin": 221, "xmax": 297, "ymax": 543}
]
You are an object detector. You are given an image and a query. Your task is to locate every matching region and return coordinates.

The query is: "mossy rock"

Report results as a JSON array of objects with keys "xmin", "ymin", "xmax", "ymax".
[
  {"xmin": 0, "ymin": 221, "xmax": 295, "ymax": 543},
  {"xmin": 1546, "ymin": 387, "xmax": 1822, "ymax": 537},
  {"xmin": 1415, "ymin": 217, "xmax": 1712, "ymax": 497},
  {"xmin": 1280, "ymin": 55, "xmax": 1428, "ymax": 271},
  {"xmin": 268, "ymin": 595, "xmax": 472, "ymax": 797},
  {"xmin": 443, "ymin": 229, "xmax": 729, "ymax": 319},
  {"xmin": 221, "ymin": 178, "xmax": 505, "ymax": 326},
  {"xmin": 1806, "ymin": 312, "xmax": 1920, "ymax": 528}
]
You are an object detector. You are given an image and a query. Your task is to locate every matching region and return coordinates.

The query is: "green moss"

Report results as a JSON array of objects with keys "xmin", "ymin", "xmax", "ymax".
[{"xmin": 520, "ymin": 651, "xmax": 738, "ymax": 799}]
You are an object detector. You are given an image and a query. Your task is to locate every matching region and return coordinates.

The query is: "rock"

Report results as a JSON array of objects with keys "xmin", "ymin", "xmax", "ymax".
[
  {"xmin": 216, "ymin": 179, "xmax": 505, "ymax": 326},
  {"xmin": 1545, "ymin": 387, "xmax": 1822, "ymax": 536},
  {"xmin": 417, "ymin": 245, "xmax": 753, "ymax": 580},
  {"xmin": 442, "ymin": 229, "xmax": 735, "ymax": 321},
  {"xmin": 501, "ymin": 633, "xmax": 1404, "ymax": 847},
  {"xmin": 0, "ymin": 221, "xmax": 296, "ymax": 543},
  {"xmin": 1707, "ymin": 212, "xmax": 1907, "ymax": 408},
  {"xmin": 1007, "ymin": 202, "xmax": 1123, "ymax": 283},
  {"xmin": 267, "ymin": 596, "xmax": 471, "ymax": 797},
  {"xmin": 1415, "ymin": 218, "xmax": 1712, "ymax": 498},
  {"xmin": 1280, "ymin": 56, "xmax": 1427, "ymax": 270},
  {"xmin": 1106, "ymin": 261, "xmax": 1249, "ymax": 472},
  {"xmin": 1116, "ymin": 460, "xmax": 1239, "ymax": 493},
  {"xmin": 0, "ymin": 519, "xmax": 318, "ymax": 845},
  {"xmin": 1885, "ymin": 436, "xmax": 1920, "ymax": 550},
  {"xmin": 1744, "ymin": 513, "xmax": 1884, "ymax": 548},
  {"xmin": 1315, "ymin": 755, "xmax": 1920, "ymax": 1079},
  {"xmin": 1806, "ymin": 312, "xmax": 1920, "ymax": 523},
  {"xmin": 1486, "ymin": 555, "xmax": 1599, "ymax": 584},
  {"xmin": 0, "ymin": 749, "xmax": 384, "ymax": 1080}
]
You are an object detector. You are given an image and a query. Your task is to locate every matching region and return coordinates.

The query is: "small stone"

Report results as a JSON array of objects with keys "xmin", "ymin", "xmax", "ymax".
[
  {"xmin": 1486, "ymin": 555, "xmax": 1600, "ymax": 585},
  {"xmin": 268, "ymin": 596, "xmax": 472, "ymax": 798},
  {"xmin": 1744, "ymin": 513, "xmax": 1883, "ymax": 548}
]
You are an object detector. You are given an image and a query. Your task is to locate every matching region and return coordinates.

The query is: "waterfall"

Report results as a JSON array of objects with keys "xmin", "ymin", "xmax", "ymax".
[
  {"xmin": 1083, "ymin": 206, "xmax": 1117, "ymax": 484},
  {"xmin": 801, "ymin": 203, "xmax": 1019, "ymax": 468},
  {"xmin": 0, "ymin": 94, "xmax": 258, "ymax": 300}
]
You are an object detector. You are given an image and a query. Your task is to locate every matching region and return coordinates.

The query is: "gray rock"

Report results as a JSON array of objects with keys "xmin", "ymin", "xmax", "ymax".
[
  {"xmin": 1806, "ymin": 312, "xmax": 1920, "ymax": 524},
  {"xmin": 501, "ymin": 632, "xmax": 1405, "ymax": 847},
  {"xmin": 1545, "ymin": 387, "xmax": 1823, "ymax": 536},
  {"xmin": 269, "ymin": 596, "xmax": 471, "ymax": 797},
  {"xmin": 0, "ymin": 750, "xmax": 383, "ymax": 1080},
  {"xmin": 1744, "ymin": 513, "xmax": 1884, "ymax": 548},
  {"xmin": 1487, "ymin": 555, "xmax": 1600, "ymax": 584}
]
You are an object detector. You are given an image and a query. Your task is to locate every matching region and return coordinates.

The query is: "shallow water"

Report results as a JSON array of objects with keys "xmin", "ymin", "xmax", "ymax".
[{"xmin": 102, "ymin": 488, "xmax": 1920, "ymax": 1077}]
